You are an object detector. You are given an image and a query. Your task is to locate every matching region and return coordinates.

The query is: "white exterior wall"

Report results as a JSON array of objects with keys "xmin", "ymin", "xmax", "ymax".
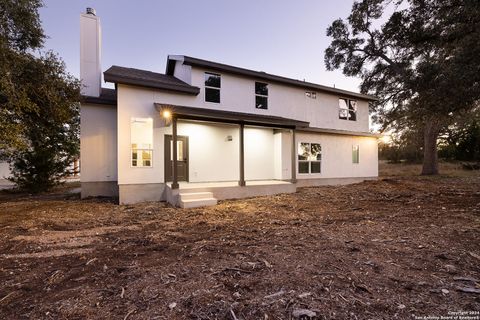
[
  {"xmin": 117, "ymin": 85, "xmax": 284, "ymax": 184},
  {"xmin": 0, "ymin": 162, "xmax": 11, "ymax": 179},
  {"xmin": 154, "ymin": 62, "xmax": 371, "ymax": 132},
  {"xmin": 117, "ymin": 84, "xmax": 377, "ymax": 186},
  {"xmin": 178, "ymin": 122, "xmax": 239, "ymax": 183},
  {"xmin": 295, "ymin": 132, "xmax": 378, "ymax": 179},
  {"xmin": 80, "ymin": 104, "xmax": 117, "ymax": 182}
]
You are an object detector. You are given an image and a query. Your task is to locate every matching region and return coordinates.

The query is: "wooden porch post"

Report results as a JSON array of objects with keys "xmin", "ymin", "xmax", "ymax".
[
  {"xmin": 239, "ymin": 123, "xmax": 245, "ymax": 186},
  {"xmin": 171, "ymin": 115, "xmax": 179, "ymax": 189},
  {"xmin": 291, "ymin": 128, "xmax": 297, "ymax": 183}
]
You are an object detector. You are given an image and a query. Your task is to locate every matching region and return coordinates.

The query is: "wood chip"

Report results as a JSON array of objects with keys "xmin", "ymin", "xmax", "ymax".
[
  {"xmin": 292, "ymin": 308, "xmax": 317, "ymax": 318},
  {"xmin": 456, "ymin": 286, "xmax": 480, "ymax": 294},
  {"xmin": 469, "ymin": 252, "xmax": 480, "ymax": 260},
  {"xmin": 264, "ymin": 290, "xmax": 285, "ymax": 299}
]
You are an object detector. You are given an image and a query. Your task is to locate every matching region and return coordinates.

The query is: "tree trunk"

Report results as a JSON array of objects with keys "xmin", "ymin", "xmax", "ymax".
[{"xmin": 421, "ymin": 120, "xmax": 440, "ymax": 175}]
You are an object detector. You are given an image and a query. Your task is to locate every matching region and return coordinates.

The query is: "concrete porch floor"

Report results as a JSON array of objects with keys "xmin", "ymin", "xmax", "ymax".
[
  {"xmin": 166, "ymin": 179, "xmax": 292, "ymax": 189},
  {"xmin": 164, "ymin": 179, "xmax": 296, "ymax": 207}
]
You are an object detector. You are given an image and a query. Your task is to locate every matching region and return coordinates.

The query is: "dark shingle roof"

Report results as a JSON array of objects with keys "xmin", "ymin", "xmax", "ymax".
[
  {"xmin": 167, "ymin": 55, "xmax": 377, "ymax": 101},
  {"xmin": 82, "ymin": 88, "xmax": 117, "ymax": 105},
  {"xmin": 104, "ymin": 66, "xmax": 200, "ymax": 95}
]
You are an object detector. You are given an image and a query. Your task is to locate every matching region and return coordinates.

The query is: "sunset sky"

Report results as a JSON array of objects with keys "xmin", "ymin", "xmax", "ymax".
[{"xmin": 40, "ymin": 0, "xmax": 361, "ymax": 92}]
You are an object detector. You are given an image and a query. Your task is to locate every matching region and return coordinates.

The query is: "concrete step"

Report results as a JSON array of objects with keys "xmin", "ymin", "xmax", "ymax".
[
  {"xmin": 179, "ymin": 197, "xmax": 218, "ymax": 209},
  {"xmin": 179, "ymin": 192, "xmax": 214, "ymax": 201}
]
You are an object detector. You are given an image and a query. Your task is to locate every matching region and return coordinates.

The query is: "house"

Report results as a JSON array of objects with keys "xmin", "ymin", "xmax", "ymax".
[{"xmin": 79, "ymin": 8, "xmax": 379, "ymax": 208}]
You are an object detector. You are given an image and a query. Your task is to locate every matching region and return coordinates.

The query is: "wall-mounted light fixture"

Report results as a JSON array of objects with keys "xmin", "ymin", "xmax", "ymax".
[
  {"xmin": 161, "ymin": 108, "xmax": 172, "ymax": 126},
  {"xmin": 226, "ymin": 135, "xmax": 233, "ymax": 141}
]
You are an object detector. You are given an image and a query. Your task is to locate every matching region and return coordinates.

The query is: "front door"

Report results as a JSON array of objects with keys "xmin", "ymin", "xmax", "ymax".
[{"xmin": 165, "ymin": 135, "xmax": 188, "ymax": 182}]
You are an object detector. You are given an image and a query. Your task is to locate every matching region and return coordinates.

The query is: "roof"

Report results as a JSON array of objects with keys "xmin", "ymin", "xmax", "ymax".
[
  {"xmin": 104, "ymin": 66, "xmax": 200, "ymax": 95},
  {"xmin": 167, "ymin": 55, "xmax": 377, "ymax": 101},
  {"xmin": 82, "ymin": 88, "xmax": 117, "ymax": 106},
  {"xmin": 155, "ymin": 104, "xmax": 310, "ymax": 129},
  {"xmin": 298, "ymin": 127, "xmax": 381, "ymax": 138}
]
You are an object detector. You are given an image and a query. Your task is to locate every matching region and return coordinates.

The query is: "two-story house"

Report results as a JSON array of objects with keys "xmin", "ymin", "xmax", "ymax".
[{"xmin": 80, "ymin": 8, "xmax": 379, "ymax": 207}]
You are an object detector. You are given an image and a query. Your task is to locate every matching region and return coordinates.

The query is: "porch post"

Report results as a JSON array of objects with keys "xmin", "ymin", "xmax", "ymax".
[
  {"xmin": 171, "ymin": 115, "xmax": 179, "ymax": 189},
  {"xmin": 291, "ymin": 128, "xmax": 297, "ymax": 183},
  {"xmin": 239, "ymin": 123, "xmax": 245, "ymax": 186}
]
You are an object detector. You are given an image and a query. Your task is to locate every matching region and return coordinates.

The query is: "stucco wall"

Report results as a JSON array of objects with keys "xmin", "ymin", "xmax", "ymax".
[
  {"xmin": 80, "ymin": 104, "xmax": 117, "ymax": 182},
  {"xmin": 154, "ymin": 62, "xmax": 371, "ymax": 132},
  {"xmin": 117, "ymin": 85, "xmax": 377, "ymax": 186},
  {"xmin": 295, "ymin": 132, "xmax": 378, "ymax": 179},
  {"xmin": 0, "ymin": 162, "xmax": 11, "ymax": 179}
]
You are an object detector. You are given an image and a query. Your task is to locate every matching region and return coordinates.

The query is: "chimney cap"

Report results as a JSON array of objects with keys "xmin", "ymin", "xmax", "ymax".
[{"xmin": 86, "ymin": 7, "xmax": 96, "ymax": 16}]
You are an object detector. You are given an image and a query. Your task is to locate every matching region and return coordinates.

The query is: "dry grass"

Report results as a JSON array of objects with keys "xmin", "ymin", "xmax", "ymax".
[{"xmin": 379, "ymin": 160, "xmax": 480, "ymax": 177}]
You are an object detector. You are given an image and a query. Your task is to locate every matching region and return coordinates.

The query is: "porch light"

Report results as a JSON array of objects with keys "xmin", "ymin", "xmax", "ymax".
[{"xmin": 162, "ymin": 110, "xmax": 171, "ymax": 119}]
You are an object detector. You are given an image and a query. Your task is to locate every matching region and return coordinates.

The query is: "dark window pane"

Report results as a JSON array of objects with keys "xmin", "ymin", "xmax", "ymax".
[
  {"xmin": 255, "ymin": 82, "xmax": 268, "ymax": 96},
  {"xmin": 299, "ymin": 162, "xmax": 309, "ymax": 173},
  {"xmin": 205, "ymin": 88, "xmax": 220, "ymax": 103},
  {"xmin": 311, "ymin": 161, "xmax": 321, "ymax": 173},
  {"xmin": 205, "ymin": 73, "xmax": 221, "ymax": 88},
  {"xmin": 256, "ymin": 96, "xmax": 268, "ymax": 109},
  {"xmin": 348, "ymin": 100, "xmax": 357, "ymax": 121}
]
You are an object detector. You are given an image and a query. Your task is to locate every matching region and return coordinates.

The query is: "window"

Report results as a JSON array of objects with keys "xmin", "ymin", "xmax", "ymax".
[
  {"xmin": 255, "ymin": 82, "xmax": 268, "ymax": 109},
  {"xmin": 306, "ymin": 91, "xmax": 316, "ymax": 99},
  {"xmin": 352, "ymin": 145, "xmax": 359, "ymax": 164},
  {"xmin": 298, "ymin": 142, "xmax": 321, "ymax": 174},
  {"xmin": 131, "ymin": 118, "xmax": 153, "ymax": 167},
  {"xmin": 205, "ymin": 72, "xmax": 221, "ymax": 103},
  {"xmin": 339, "ymin": 98, "xmax": 357, "ymax": 121}
]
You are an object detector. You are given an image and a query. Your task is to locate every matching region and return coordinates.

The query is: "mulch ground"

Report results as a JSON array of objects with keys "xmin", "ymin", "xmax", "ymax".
[{"xmin": 0, "ymin": 176, "xmax": 479, "ymax": 319}]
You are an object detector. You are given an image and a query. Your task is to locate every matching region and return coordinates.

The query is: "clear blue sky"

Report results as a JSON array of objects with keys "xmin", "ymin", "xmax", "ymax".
[{"xmin": 39, "ymin": 0, "xmax": 361, "ymax": 92}]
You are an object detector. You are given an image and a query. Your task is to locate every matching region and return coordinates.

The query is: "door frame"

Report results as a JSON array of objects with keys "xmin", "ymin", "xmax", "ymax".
[{"xmin": 164, "ymin": 135, "xmax": 189, "ymax": 183}]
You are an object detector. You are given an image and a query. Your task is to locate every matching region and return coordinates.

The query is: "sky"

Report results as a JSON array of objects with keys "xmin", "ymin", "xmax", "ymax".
[{"xmin": 39, "ymin": 0, "xmax": 362, "ymax": 92}]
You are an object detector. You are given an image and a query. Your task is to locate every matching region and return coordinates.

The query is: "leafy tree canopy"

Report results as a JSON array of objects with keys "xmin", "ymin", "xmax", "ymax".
[
  {"xmin": 0, "ymin": 0, "xmax": 80, "ymax": 191},
  {"xmin": 325, "ymin": 0, "xmax": 480, "ymax": 174}
]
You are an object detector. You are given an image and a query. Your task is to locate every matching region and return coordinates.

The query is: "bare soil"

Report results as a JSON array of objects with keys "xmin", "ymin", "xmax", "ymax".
[{"xmin": 0, "ymin": 176, "xmax": 479, "ymax": 319}]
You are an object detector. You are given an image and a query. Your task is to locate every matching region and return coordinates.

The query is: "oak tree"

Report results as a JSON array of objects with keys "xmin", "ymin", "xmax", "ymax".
[{"xmin": 325, "ymin": 0, "xmax": 480, "ymax": 174}]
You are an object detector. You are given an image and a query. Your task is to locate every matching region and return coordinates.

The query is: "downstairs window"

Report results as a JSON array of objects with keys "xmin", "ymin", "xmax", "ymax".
[
  {"xmin": 298, "ymin": 142, "xmax": 321, "ymax": 174},
  {"xmin": 131, "ymin": 118, "xmax": 153, "ymax": 167}
]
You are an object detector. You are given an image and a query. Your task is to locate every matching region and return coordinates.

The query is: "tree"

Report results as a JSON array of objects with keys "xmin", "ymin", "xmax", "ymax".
[
  {"xmin": 324, "ymin": 0, "xmax": 480, "ymax": 175},
  {"xmin": 0, "ymin": 0, "xmax": 80, "ymax": 192}
]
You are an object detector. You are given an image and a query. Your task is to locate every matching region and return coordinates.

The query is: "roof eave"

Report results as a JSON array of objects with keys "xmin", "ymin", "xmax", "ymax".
[
  {"xmin": 104, "ymin": 74, "xmax": 200, "ymax": 95},
  {"xmin": 179, "ymin": 55, "xmax": 377, "ymax": 101}
]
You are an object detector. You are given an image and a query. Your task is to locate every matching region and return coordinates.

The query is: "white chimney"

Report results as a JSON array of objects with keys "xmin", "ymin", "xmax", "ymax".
[{"xmin": 80, "ymin": 8, "xmax": 101, "ymax": 97}]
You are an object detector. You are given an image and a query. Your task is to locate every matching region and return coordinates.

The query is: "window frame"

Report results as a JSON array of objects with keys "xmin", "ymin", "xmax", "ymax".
[
  {"xmin": 130, "ymin": 118, "xmax": 153, "ymax": 168},
  {"xmin": 352, "ymin": 145, "xmax": 360, "ymax": 164},
  {"xmin": 255, "ymin": 82, "xmax": 268, "ymax": 109},
  {"xmin": 204, "ymin": 72, "xmax": 221, "ymax": 104},
  {"xmin": 297, "ymin": 142, "xmax": 322, "ymax": 175},
  {"xmin": 339, "ymin": 98, "xmax": 357, "ymax": 121}
]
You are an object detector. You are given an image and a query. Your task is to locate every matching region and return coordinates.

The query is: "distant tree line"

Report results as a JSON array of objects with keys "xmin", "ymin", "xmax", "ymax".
[{"xmin": 380, "ymin": 108, "xmax": 480, "ymax": 164}]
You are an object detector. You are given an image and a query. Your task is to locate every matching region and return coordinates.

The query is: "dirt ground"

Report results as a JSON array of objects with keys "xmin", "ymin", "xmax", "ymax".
[{"xmin": 0, "ymin": 175, "xmax": 479, "ymax": 319}]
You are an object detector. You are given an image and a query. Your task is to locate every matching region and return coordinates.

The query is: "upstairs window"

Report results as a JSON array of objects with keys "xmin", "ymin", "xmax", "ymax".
[
  {"xmin": 255, "ymin": 82, "xmax": 268, "ymax": 109},
  {"xmin": 205, "ymin": 72, "xmax": 221, "ymax": 103},
  {"xmin": 306, "ymin": 91, "xmax": 317, "ymax": 99},
  {"xmin": 352, "ymin": 145, "xmax": 360, "ymax": 164},
  {"xmin": 131, "ymin": 118, "xmax": 153, "ymax": 167},
  {"xmin": 339, "ymin": 98, "xmax": 357, "ymax": 121},
  {"xmin": 298, "ymin": 142, "xmax": 321, "ymax": 174}
]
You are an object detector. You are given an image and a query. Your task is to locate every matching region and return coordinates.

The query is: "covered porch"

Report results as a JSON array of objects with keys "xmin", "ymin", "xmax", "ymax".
[{"xmin": 155, "ymin": 103, "xmax": 309, "ymax": 207}]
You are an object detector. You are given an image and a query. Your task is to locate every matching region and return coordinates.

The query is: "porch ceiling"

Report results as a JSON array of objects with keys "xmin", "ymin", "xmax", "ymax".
[{"xmin": 155, "ymin": 103, "xmax": 309, "ymax": 129}]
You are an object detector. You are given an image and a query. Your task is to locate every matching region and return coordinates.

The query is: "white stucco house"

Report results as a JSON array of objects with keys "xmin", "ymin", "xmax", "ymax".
[{"xmin": 79, "ymin": 8, "xmax": 379, "ymax": 207}]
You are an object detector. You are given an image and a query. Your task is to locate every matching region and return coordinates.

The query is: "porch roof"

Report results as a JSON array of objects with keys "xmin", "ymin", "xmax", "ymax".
[{"xmin": 154, "ymin": 103, "xmax": 310, "ymax": 129}]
